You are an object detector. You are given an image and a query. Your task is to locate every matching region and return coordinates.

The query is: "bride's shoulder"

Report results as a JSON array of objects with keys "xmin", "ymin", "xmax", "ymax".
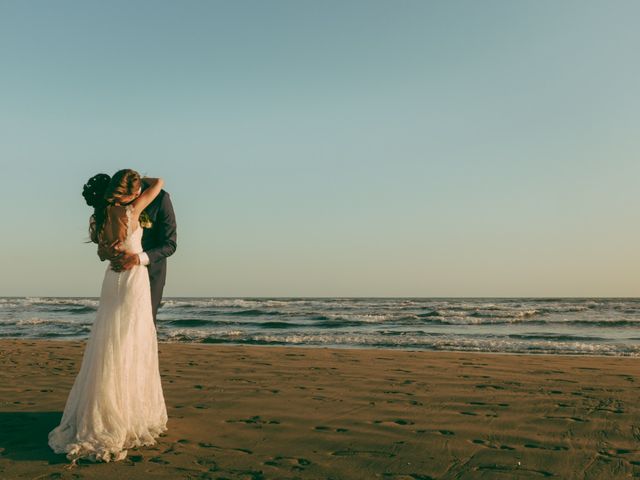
[
  {"xmin": 106, "ymin": 204, "xmax": 133, "ymax": 217},
  {"xmin": 106, "ymin": 203, "xmax": 126, "ymax": 213}
]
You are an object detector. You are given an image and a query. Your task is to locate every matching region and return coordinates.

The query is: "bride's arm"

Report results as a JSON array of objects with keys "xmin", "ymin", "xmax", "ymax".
[
  {"xmin": 108, "ymin": 177, "xmax": 164, "ymax": 272},
  {"xmin": 132, "ymin": 177, "xmax": 164, "ymax": 217}
]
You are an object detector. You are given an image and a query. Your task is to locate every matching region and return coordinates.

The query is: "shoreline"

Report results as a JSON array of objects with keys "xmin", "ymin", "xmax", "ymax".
[
  {"xmin": 7, "ymin": 336, "xmax": 640, "ymax": 359},
  {"xmin": 3, "ymin": 297, "xmax": 639, "ymax": 359},
  {"xmin": 1, "ymin": 339, "xmax": 639, "ymax": 479}
]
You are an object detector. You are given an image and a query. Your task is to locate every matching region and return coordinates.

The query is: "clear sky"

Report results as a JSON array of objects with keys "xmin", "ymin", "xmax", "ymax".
[{"xmin": 1, "ymin": 0, "xmax": 638, "ymax": 297}]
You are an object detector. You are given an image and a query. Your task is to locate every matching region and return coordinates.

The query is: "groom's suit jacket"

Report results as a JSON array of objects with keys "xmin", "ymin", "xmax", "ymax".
[{"xmin": 140, "ymin": 180, "xmax": 177, "ymax": 322}]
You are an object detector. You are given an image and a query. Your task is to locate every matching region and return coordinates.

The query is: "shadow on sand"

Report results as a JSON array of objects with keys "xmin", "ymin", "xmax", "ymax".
[{"xmin": 0, "ymin": 411, "xmax": 68, "ymax": 464}]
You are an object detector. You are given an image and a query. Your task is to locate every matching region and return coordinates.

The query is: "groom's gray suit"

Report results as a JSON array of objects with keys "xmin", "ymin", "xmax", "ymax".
[{"xmin": 138, "ymin": 179, "xmax": 177, "ymax": 324}]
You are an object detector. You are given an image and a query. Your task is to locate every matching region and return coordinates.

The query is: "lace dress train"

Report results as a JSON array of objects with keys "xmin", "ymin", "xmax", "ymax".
[{"xmin": 48, "ymin": 205, "xmax": 167, "ymax": 462}]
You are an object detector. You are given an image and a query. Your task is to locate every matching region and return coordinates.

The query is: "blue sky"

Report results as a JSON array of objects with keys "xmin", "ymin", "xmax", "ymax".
[{"xmin": 1, "ymin": 0, "xmax": 639, "ymax": 297}]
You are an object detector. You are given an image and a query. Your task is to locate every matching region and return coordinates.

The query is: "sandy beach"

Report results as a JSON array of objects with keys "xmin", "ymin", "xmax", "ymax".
[{"xmin": 0, "ymin": 339, "xmax": 638, "ymax": 479}]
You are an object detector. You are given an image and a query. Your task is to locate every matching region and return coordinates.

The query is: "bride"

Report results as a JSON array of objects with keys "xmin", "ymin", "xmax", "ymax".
[{"xmin": 48, "ymin": 169, "xmax": 168, "ymax": 463}]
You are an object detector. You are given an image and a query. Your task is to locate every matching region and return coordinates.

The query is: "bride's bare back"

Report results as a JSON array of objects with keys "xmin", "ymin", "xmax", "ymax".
[{"xmin": 96, "ymin": 177, "xmax": 164, "ymax": 262}]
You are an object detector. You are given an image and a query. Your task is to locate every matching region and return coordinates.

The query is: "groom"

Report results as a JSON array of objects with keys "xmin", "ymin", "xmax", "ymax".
[{"xmin": 109, "ymin": 179, "xmax": 177, "ymax": 324}]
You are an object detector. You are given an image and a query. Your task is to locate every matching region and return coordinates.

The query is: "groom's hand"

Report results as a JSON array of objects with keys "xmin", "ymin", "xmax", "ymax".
[{"xmin": 110, "ymin": 253, "xmax": 140, "ymax": 272}]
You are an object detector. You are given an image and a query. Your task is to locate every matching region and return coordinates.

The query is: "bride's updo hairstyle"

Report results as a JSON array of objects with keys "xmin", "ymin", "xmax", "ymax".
[
  {"xmin": 83, "ymin": 169, "xmax": 141, "ymax": 244},
  {"xmin": 104, "ymin": 169, "xmax": 141, "ymax": 206},
  {"xmin": 82, "ymin": 174, "xmax": 111, "ymax": 209},
  {"xmin": 82, "ymin": 173, "xmax": 111, "ymax": 244}
]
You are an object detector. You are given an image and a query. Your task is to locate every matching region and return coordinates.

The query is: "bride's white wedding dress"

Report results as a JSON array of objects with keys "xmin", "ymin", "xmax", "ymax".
[{"xmin": 49, "ymin": 204, "xmax": 168, "ymax": 462}]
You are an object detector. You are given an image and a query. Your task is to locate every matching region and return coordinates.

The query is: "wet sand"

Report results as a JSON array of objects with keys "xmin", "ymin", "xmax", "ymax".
[{"xmin": 0, "ymin": 339, "xmax": 639, "ymax": 479}]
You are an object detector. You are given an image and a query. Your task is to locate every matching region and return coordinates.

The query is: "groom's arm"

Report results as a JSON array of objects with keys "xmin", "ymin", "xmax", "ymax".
[{"xmin": 138, "ymin": 192, "xmax": 177, "ymax": 265}]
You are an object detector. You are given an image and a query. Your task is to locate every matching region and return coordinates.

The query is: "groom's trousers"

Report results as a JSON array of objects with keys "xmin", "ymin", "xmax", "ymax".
[{"xmin": 148, "ymin": 259, "xmax": 167, "ymax": 326}]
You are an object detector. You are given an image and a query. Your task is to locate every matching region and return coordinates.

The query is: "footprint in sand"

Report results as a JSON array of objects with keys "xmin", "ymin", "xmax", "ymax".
[
  {"xmin": 226, "ymin": 415, "xmax": 280, "ymax": 425},
  {"xmin": 470, "ymin": 439, "xmax": 515, "ymax": 451},
  {"xmin": 524, "ymin": 443, "xmax": 569, "ymax": 451},
  {"xmin": 149, "ymin": 456, "xmax": 170, "ymax": 464},
  {"xmin": 371, "ymin": 419, "xmax": 415, "ymax": 426},
  {"xmin": 162, "ymin": 446, "xmax": 183, "ymax": 455},
  {"xmin": 393, "ymin": 419, "xmax": 415, "ymax": 425},
  {"xmin": 383, "ymin": 390, "xmax": 415, "ymax": 396},
  {"xmin": 313, "ymin": 425, "xmax": 350, "ymax": 433},
  {"xmin": 332, "ymin": 449, "xmax": 396, "ymax": 458},
  {"xmin": 475, "ymin": 384, "xmax": 505, "ymax": 390},
  {"xmin": 264, "ymin": 455, "xmax": 312, "ymax": 471},
  {"xmin": 198, "ymin": 442, "xmax": 253, "ymax": 455},
  {"xmin": 468, "ymin": 401, "xmax": 508, "ymax": 409},
  {"xmin": 544, "ymin": 415, "xmax": 588, "ymax": 423},
  {"xmin": 425, "ymin": 429, "xmax": 455, "ymax": 436},
  {"xmin": 475, "ymin": 464, "xmax": 553, "ymax": 477},
  {"xmin": 596, "ymin": 448, "xmax": 636, "ymax": 459},
  {"xmin": 195, "ymin": 457, "xmax": 219, "ymax": 472}
]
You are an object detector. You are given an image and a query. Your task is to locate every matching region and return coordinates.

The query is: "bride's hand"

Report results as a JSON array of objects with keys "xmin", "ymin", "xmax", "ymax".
[
  {"xmin": 98, "ymin": 240, "xmax": 125, "ymax": 262},
  {"xmin": 110, "ymin": 252, "xmax": 141, "ymax": 272}
]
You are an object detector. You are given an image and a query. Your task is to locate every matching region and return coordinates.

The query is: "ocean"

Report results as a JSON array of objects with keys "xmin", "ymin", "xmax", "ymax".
[{"xmin": 1, "ymin": 297, "xmax": 639, "ymax": 356}]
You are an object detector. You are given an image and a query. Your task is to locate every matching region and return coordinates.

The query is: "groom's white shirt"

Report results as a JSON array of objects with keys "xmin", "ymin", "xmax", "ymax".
[{"xmin": 138, "ymin": 253, "xmax": 150, "ymax": 266}]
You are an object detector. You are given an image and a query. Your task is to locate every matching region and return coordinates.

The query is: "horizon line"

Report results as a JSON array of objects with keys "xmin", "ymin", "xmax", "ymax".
[{"xmin": 3, "ymin": 295, "xmax": 639, "ymax": 300}]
